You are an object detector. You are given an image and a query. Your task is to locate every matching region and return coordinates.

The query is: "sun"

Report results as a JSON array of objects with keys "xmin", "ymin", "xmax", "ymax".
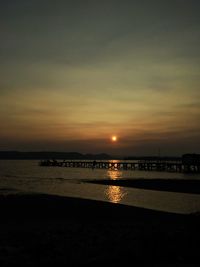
[{"xmin": 111, "ymin": 135, "xmax": 117, "ymax": 142}]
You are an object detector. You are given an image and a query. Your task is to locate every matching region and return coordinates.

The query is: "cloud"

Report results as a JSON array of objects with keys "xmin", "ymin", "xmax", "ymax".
[{"xmin": 0, "ymin": 1, "xmax": 200, "ymax": 154}]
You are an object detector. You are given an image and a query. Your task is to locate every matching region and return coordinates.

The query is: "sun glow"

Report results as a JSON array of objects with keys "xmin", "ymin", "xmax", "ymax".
[{"xmin": 111, "ymin": 135, "xmax": 117, "ymax": 142}]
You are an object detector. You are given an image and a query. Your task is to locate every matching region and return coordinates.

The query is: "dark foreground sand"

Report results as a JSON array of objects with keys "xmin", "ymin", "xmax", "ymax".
[{"xmin": 0, "ymin": 193, "xmax": 200, "ymax": 267}]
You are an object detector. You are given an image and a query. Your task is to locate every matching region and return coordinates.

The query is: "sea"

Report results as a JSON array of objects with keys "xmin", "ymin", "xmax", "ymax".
[{"xmin": 0, "ymin": 159, "xmax": 200, "ymax": 215}]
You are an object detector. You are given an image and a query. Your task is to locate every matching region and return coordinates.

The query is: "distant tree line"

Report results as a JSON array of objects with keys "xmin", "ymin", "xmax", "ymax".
[
  {"xmin": 0, "ymin": 151, "xmax": 111, "ymax": 160},
  {"xmin": 123, "ymin": 156, "xmax": 182, "ymax": 161},
  {"xmin": 1, "ymin": 151, "xmax": 199, "ymax": 162}
]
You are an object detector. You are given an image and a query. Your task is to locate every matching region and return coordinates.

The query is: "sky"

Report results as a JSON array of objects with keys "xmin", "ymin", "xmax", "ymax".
[{"xmin": 0, "ymin": 0, "xmax": 200, "ymax": 156}]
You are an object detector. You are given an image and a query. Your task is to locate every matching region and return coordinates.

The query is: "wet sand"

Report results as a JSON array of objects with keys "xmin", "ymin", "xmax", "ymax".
[
  {"xmin": 86, "ymin": 178, "xmax": 200, "ymax": 194},
  {"xmin": 0, "ymin": 193, "xmax": 200, "ymax": 266}
]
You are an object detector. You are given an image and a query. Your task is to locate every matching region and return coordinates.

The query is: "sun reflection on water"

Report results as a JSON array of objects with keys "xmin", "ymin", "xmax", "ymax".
[
  {"xmin": 105, "ymin": 165, "xmax": 126, "ymax": 204},
  {"xmin": 105, "ymin": 185, "xmax": 125, "ymax": 203}
]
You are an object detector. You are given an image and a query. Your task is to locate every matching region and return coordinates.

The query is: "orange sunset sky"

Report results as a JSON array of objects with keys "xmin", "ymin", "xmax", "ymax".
[{"xmin": 0, "ymin": 0, "xmax": 200, "ymax": 156}]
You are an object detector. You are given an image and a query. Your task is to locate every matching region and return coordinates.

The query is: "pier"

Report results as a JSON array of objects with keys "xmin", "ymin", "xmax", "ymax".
[{"xmin": 40, "ymin": 159, "xmax": 200, "ymax": 173}]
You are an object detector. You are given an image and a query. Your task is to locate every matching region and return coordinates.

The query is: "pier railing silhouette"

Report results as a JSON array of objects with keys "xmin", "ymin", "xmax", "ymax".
[{"xmin": 39, "ymin": 159, "xmax": 200, "ymax": 173}]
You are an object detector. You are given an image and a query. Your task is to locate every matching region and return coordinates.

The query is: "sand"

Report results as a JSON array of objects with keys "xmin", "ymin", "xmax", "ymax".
[
  {"xmin": 86, "ymin": 178, "xmax": 200, "ymax": 194},
  {"xmin": 0, "ymin": 192, "xmax": 200, "ymax": 266}
]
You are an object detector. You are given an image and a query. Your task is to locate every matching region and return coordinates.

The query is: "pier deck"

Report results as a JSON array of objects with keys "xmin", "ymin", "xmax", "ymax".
[{"xmin": 40, "ymin": 160, "xmax": 200, "ymax": 173}]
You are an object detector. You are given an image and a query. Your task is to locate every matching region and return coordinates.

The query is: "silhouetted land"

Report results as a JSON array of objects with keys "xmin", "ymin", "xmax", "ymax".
[
  {"xmin": 0, "ymin": 193, "xmax": 200, "ymax": 266},
  {"xmin": 0, "ymin": 151, "xmax": 184, "ymax": 161},
  {"xmin": 124, "ymin": 156, "xmax": 181, "ymax": 161},
  {"xmin": 86, "ymin": 179, "xmax": 200, "ymax": 195},
  {"xmin": 0, "ymin": 151, "xmax": 111, "ymax": 160}
]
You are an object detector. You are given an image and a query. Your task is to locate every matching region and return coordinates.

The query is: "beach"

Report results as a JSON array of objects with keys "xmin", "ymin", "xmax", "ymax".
[
  {"xmin": 86, "ymin": 178, "xmax": 200, "ymax": 195},
  {"xmin": 0, "ymin": 192, "xmax": 200, "ymax": 266}
]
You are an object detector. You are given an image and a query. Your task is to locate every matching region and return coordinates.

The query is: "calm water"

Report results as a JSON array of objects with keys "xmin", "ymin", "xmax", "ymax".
[{"xmin": 0, "ymin": 160, "xmax": 200, "ymax": 214}]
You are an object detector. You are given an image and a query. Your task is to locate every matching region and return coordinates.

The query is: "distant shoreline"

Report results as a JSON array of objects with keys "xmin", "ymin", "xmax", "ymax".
[
  {"xmin": 0, "ymin": 151, "xmax": 112, "ymax": 160},
  {"xmin": 0, "ymin": 151, "xmax": 182, "ymax": 160}
]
